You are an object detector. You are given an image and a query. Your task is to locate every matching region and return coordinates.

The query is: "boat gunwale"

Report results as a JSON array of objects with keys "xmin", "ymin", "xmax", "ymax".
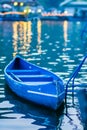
[{"xmin": 4, "ymin": 56, "xmax": 63, "ymax": 86}]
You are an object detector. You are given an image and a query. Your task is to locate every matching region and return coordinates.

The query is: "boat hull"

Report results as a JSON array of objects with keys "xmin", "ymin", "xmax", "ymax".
[{"xmin": 4, "ymin": 56, "xmax": 65, "ymax": 110}]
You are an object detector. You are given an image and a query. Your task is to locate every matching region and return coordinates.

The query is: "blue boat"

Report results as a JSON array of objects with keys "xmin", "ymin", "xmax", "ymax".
[{"xmin": 4, "ymin": 56, "xmax": 65, "ymax": 110}]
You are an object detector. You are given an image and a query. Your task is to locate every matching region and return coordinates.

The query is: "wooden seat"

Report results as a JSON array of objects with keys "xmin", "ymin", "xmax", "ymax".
[{"xmin": 17, "ymin": 75, "xmax": 53, "ymax": 82}]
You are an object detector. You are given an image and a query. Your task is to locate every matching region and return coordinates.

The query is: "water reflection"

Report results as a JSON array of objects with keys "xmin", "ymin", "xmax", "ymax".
[
  {"xmin": 63, "ymin": 20, "xmax": 68, "ymax": 43},
  {"xmin": 13, "ymin": 22, "xmax": 18, "ymax": 56},
  {"xmin": 12, "ymin": 20, "xmax": 43, "ymax": 59},
  {"xmin": 0, "ymin": 20, "xmax": 87, "ymax": 129},
  {"xmin": 37, "ymin": 20, "xmax": 42, "ymax": 54},
  {"xmin": 0, "ymin": 85, "xmax": 64, "ymax": 129},
  {"xmin": 12, "ymin": 21, "xmax": 32, "ymax": 57}
]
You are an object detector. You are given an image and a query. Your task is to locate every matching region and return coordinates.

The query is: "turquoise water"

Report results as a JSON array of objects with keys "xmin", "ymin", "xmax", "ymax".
[{"xmin": 0, "ymin": 20, "xmax": 87, "ymax": 130}]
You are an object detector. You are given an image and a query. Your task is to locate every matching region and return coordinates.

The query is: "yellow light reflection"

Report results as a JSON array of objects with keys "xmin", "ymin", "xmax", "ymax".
[
  {"xmin": 63, "ymin": 21, "xmax": 68, "ymax": 43},
  {"xmin": 12, "ymin": 22, "xmax": 19, "ymax": 57},
  {"xmin": 12, "ymin": 21, "xmax": 32, "ymax": 57},
  {"xmin": 20, "ymin": 22, "xmax": 32, "ymax": 54},
  {"xmin": 27, "ymin": 21, "xmax": 32, "ymax": 45},
  {"xmin": 37, "ymin": 20, "xmax": 42, "ymax": 54}
]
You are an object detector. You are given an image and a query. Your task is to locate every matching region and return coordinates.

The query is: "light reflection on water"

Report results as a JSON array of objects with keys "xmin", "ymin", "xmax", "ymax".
[{"xmin": 0, "ymin": 20, "xmax": 87, "ymax": 129}]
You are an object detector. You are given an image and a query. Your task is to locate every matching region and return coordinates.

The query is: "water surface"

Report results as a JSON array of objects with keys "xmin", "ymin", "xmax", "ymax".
[{"xmin": 0, "ymin": 20, "xmax": 87, "ymax": 130}]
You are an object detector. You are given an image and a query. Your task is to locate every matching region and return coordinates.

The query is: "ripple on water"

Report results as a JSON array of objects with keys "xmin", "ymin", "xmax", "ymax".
[
  {"xmin": 0, "ymin": 56, "xmax": 6, "ymax": 64},
  {"xmin": 0, "ymin": 101, "xmax": 14, "ymax": 108},
  {"xmin": 0, "ymin": 119, "xmax": 46, "ymax": 130},
  {"xmin": 45, "ymin": 35, "xmax": 50, "ymax": 39},
  {"xmin": 61, "ymin": 115, "xmax": 83, "ymax": 130},
  {"xmin": 0, "ymin": 86, "xmax": 5, "ymax": 98},
  {"xmin": 48, "ymin": 62, "xmax": 58, "ymax": 65},
  {"xmin": 28, "ymin": 58, "xmax": 41, "ymax": 61},
  {"xmin": 49, "ymin": 42, "xmax": 53, "ymax": 45},
  {"xmin": 55, "ymin": 41, "xmax": 60, "ymax": 43},
  {"xmin": 0, "ymin": 75, "xmax": 5, "ymax": 80},
  {"xmin": 1, "ymin": 113, "xmax": 25, "ymax": 119}
]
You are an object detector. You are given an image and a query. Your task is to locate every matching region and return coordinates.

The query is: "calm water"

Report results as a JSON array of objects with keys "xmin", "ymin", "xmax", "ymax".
[{"xmin": 0, "ymin": 20, "xmax": 87, "ymax": 130}]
